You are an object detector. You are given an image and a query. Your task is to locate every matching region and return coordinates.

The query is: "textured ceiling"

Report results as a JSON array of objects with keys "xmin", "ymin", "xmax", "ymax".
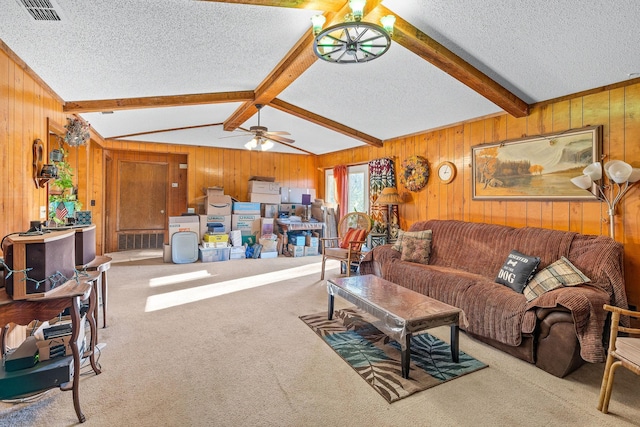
[{"xmin": 1, "ymin": 0, "xmax": 639, "ymax": 155}]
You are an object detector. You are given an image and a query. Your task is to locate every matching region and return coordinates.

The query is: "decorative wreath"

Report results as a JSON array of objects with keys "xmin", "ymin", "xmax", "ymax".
[{"xmin": 400, "ymin": 155, "xmax": 429, "ymax": 192}]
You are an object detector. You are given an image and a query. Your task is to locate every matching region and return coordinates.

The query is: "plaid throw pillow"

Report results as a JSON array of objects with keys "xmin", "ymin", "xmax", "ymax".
[
  {"xmin": 400, "ymin": 233, "xmax": 432, "ymax": 264},
  {"xmin": 523, "ymin": 256, "xmax": 591, "ymax": 302}
]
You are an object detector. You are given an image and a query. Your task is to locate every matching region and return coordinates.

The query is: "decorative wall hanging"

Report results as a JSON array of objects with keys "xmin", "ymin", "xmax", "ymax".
[
  {"xmin": 64, "ymin": 116, "xmax": 91, "ymax": 146},
  {"xmin": 368, "ymin": 158, "xmax": 396, "ymax": 235},
  {"xmin": 472, "ymin": 125, "xmax": 602, "ymax": 200},
  {"xmin": 400, "ymin": 155, "xmax": 429, "ymax": 192}
]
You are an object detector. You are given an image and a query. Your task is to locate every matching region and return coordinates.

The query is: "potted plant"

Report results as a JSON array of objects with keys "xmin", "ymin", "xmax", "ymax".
[{"xmin": 48, "ymin": 147, "xmax": 82, "ymax": 225}]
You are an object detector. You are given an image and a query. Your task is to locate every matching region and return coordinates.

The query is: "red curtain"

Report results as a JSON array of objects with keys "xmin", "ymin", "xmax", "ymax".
[{"xmin": 333, "ymin": 165, "xmax": 348, "ymax": 220}]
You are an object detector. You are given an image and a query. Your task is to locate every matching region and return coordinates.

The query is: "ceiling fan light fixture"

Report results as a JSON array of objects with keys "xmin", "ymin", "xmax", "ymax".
[
  {"xmin": 311, "ymin": 0, "xmax": 394, "ymax": 64},
  {"xmin": 261, "ymin": 140, "xmax": 274, "ymax": 151},
  {"xmin": 244, "ymin": 138, "xmax": 258, "ymax": 150}
]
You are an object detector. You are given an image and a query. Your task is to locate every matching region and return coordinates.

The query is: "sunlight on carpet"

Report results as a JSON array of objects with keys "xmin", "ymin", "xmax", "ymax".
[
  {"xmin": 145, "ymin": 261, "xmax": 338, "ymax": 312},
  {"xmin": 149, "ymin": 270, "xmax": 215, "ymax": 287}
]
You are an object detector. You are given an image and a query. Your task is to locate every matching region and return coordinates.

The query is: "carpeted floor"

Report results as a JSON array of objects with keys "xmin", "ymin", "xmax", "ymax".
[
  {"xmin": 300, "ymin": 308, "xmax": 487, "ymax": 402},
  {"xmin": 1, "ymin": 252, "xmax": 639, "ymax": 426}
]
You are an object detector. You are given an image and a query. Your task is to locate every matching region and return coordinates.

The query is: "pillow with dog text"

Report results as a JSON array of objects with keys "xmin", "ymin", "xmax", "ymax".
[{"xmin": 495, "ymin": 250, "xmax": 541, "ymax": 293}]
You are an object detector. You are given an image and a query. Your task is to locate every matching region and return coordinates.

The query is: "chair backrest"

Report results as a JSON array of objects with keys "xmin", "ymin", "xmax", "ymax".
[{"xmin": 337, "ymin": 212, "xmax": 372, "ymax": 238}]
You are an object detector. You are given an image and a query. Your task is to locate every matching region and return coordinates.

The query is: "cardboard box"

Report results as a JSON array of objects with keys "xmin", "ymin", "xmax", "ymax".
[
  {"xmin": 203, "ymin": 233, "xmax": 229, "ymax": 243},
  {"xmin": 202, "ymin": 241, "xmax": 228, "ymax": 248},
  {"xmin": 288, "ymin": 244, "xmax": 305, "ymax": 257},
  {"xmin": 232, "ymin": 214, "xmax": 261, "ymax": 234},
  {"xmin": 262, "ymin": 204, "xmax": 279, "ymax": 218},
  {"xmin": 304, "ymin": 246, "xmax": 319, "ymax": 256},
  {"xmin": 241, "ymin": 233, "xmax": 258, "ymax": 246},
  {"xmin": 260, "ymin": 218, "xmax": 274, "ymax": 236},
  {"xmin": 248, "ymin": 180, "xmax": 280, "ymax": 195},
  {"xmin": 206, "ymin": 187, "xmax": 224, "ymax": 197},
  {"xmin": 229, "ymin": 246, "xmax": 246, "ymax": 260},
  {"xmin": 198, "ymin": 246, "xmax": 230, "ymax": 262},
  {"xmin": 260, "ymin": 251, "xmax": 278, "ymax": 259},
  {"xmin": 249, "ymin": 192, "xmax": 281, "ymax": 204},
  {"xmin": 233, "ymin": 202, "xmax": 261, "ymax": 215},
  {"xmin": 169, "ymin": 216, "xmax": 200, "ymax": 241},
  {"xmin": 36, "ymin": 317, "xmax": 85, "ymax": 361},
  {"xmin": 207, "ymin": 194, "xmax": 233, "ymax": 215},
  {"xmin": 306, "ymin": 236, "xmax": 319, "ymax": 247},
  {"xmin": 289, "ymin": 235, "xmax": 306, "ymax": 246},
  {"xmin": 199, "ymin": 214, "xmax": 231, "ymax": 237}
]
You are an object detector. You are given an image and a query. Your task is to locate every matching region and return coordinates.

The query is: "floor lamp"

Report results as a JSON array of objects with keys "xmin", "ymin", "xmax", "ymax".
[
  {"xmin": 571, "ymin": 160, "xmax": 640, "ymax": 240},
  {"xmin": 375, "ymin": 187, "xmax": 404, "ymax": 242}
]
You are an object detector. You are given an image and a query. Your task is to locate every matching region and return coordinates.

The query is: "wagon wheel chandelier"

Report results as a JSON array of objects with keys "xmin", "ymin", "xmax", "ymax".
[{"xmin": 311, "ymin": 0, "xmax": 396, "ymax": 64}]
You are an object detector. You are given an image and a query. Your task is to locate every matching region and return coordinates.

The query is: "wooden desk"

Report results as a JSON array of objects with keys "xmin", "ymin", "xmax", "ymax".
[{"xmin": 0, "ymin": 276, "xmax": 101, "ymax": 423}]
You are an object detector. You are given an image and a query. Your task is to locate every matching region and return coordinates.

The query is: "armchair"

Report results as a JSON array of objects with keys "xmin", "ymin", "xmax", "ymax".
[
  {"xmin": 320, "ymin": 212, "xmax": 372, "ymax": 280},
  {"xmin": 598, "ymin": 304, "xmax": 640, "ymax": 414}
]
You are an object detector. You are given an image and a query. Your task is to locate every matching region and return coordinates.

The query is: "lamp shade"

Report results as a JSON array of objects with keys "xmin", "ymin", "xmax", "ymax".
[
  {"xmin": 583, "ymin": 162, "xmax": 602, "ymax": 181},
  {"xmin": 375, "ymin": 187, "xmax": 403, "ymax": 205},
  {"xmin": 605, "ymin": 160, "xmax": 633, "ymax": 184},
  {"xmin": 629, "ymin": 168, "xmax": 640, "ymax": 183},
  {"xmin": 570, "ymin": 175, "xmax": 593, "ymax": 190}
]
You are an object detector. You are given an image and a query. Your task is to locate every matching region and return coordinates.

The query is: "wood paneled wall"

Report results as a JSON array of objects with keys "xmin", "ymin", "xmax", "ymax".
[
  {"xmin": 317, "ymin": 83, "xmax": 640, "ymax": 310},
  {"xmin": 0, "ymin": 46, "xmax": 66, "ymax": 250},
  {"xmin": 101, "ymin": 140, "xmax": 318, "ymax": 210}
]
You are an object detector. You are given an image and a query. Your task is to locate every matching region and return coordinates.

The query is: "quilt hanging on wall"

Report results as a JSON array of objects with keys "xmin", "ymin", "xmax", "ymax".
[{"xmin": 369, "ymin": 158, "xmax": 397, "ymax": 237}]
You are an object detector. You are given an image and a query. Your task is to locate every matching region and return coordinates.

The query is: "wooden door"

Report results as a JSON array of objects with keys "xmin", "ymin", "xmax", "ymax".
[{"xmin": 118, "ymin": 161, "xmax": 167, "ymax": 230}]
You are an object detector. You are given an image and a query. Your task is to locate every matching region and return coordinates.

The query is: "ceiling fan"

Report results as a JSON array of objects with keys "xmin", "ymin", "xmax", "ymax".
[{"xmin": 222, "ymin": 104, "xmax": 295, "ymax": 151}]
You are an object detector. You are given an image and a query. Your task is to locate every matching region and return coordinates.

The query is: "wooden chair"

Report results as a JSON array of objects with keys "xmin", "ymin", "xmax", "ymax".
[
  {"xmin": 320, "ymin": 212, "xmax": 372, "ymax": 280},
  {"xmin": 597, "ymin": 304, "xmax": 640, "ymax": 414}
]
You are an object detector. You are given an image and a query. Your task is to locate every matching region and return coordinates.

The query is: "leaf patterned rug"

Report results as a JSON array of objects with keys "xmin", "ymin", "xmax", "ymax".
[{"xmin": 300, "ymin": 308, "xmax": 488, "ymax": 403}]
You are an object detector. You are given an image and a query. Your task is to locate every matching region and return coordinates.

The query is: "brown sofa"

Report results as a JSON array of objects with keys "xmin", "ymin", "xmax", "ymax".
[{"xmin": 360, "ymin": 219, "xmax": 629, "ymax": 377}]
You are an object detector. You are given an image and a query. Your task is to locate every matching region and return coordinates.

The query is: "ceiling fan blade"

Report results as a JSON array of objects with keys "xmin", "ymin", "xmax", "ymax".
[
  {"xmin": 265, "ymin": 130, "xmax": 291, "ymax": 136},
  {"xmin": 219, "ymin": 133, "xmax": 252, "ymax": 139},
  {"xmin": 266, "ymin": 134, "xmax": 295, "ymax": 144}
]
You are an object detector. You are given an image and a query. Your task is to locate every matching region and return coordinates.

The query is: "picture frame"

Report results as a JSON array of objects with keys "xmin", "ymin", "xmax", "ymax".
[{"xmin": 471, "ymin": 125, "xmax": 602, "ymax": 200}]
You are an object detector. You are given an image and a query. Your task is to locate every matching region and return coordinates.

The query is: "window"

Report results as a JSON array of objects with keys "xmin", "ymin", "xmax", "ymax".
[{"xmin": 325, "ymin": 165, "xmax": 369, "ymax": 214}]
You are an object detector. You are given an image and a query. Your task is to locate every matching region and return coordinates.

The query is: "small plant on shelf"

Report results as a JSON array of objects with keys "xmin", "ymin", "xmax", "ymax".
[{"xmin": 48, "ymin": 147, "xmax": 82, "ymax": 225}]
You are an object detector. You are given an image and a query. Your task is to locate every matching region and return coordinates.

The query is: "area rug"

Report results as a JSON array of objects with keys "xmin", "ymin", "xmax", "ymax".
[{"xmin": 300, "ymin": 308, "xmax": 488, "ymax": 403}]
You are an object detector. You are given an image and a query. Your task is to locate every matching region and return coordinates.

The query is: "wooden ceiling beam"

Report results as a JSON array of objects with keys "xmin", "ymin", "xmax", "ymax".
[
  {"xmin": 198, "ymin": 0, "xmax": 345, "ymax": 11},
  {"xmin": 366, "ymin": 6, "xmax": 529, "ymax": 118},
  {"xmin": 223, "ymin": 2, "xmax": 362, "ymax": 131},
  {"xmin": 270, "ymin": 98, "xmax": 383, "ymax": 147},
  {"xmin": 63, "ymin": 91, "xmax": 255, "ymax": 113}
]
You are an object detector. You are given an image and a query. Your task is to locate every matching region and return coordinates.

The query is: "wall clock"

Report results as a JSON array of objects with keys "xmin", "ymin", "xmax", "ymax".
[
  {"xmin": 437, "ymin": 161, "xmax": 456, "ymax": 184},
  {"xmin": 400, "ymin": 155, "xmax": 429, "ymax": 192}
]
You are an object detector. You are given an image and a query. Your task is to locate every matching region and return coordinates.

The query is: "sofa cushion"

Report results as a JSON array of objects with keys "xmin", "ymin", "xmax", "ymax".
[
  {"xmin": 495, "ymin": 250, "xmax": 540, "ymax": 293},
  {"xmin": 392, "ymin": 229, "xmax": 432, "ymax": 252},
  {"xmin": 400, "ymin": 232, "xmax": 432, "ymax": 264},
  {"xmin": 523, "ymin": 256, "xmax": 590, "ymax": 302}
]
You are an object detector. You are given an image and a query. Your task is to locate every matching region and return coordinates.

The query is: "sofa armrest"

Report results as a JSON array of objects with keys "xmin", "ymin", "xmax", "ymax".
[
  {"xmin": 535, "ymin": 306, "xmax": 584, "ymax": 377},
  {"xmin": 360, "ymin": 244, "xmax": 400, "ymax": 276}
]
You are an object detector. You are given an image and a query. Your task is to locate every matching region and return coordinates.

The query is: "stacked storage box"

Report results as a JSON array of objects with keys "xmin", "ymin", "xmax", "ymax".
[
  {"xmin": 248, "ymin": 178, "xmax": 281, "ymax": 204},
  {"xmin": 199, "ymin": 187, "xmax": 233, "ymax": 262}
]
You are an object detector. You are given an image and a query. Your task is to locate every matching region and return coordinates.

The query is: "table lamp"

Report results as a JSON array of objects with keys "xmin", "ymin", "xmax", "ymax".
[
  {"xmin": 374, "ymin": 187, "xmax": 404, "ymax": 241},
  {"xmin": 302, "ymin": 194, "xmax": 312, "ymax": 221}
]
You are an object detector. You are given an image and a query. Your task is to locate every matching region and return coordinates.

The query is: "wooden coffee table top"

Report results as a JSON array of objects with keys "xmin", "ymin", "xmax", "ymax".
[{"xmin": 327, "ymin": 275, "xmax": 463, "ymax": 339}]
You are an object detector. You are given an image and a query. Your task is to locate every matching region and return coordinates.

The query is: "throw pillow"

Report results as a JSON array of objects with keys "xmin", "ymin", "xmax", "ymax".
[
  {"xmin": 339, "ymin": 228, "xmax": 358, "ymax": 249},
  {"xmin": 392, "ymin": 229, "xmax": 432, "ymax": 252},
  {"xmin": 400, "ymin": 232, "xmax": 432, "ymax": 264},
  {"xmin": 495, "ymin": 250, "xmax": 541, "ymax": 293},
  {"xmin": 523, "ymin": 256, "xmax": 591, "ymax": 302},
  {"xmin": 340, "ymin": 228, "xmax": 367, "ymax": 251}
]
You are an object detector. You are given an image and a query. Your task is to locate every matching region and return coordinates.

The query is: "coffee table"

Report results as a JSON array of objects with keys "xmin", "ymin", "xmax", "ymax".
[{"xmin": 327, "ymin": 275, "xmax": 462, "ymax": 379}]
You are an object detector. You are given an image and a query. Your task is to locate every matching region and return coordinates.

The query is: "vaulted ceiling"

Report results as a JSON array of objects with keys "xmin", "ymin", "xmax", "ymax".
[{"xmin": 2, "ymin": 0, "xmax": 639, "ymax": 155}]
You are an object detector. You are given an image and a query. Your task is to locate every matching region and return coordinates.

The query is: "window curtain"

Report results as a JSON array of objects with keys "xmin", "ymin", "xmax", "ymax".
[
  {"xmin": 368, "ymin": 158, "xmax": 396, "ymax": 235},
  {"xmin": 333, "ymin": 165, "xmax": 348, "ymax": 220}
]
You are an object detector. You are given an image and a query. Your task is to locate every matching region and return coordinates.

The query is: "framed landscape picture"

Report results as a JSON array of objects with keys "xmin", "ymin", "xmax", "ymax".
[{"xmin": 472, "ymin": 125, "xmax": 602, "ymax": 200}]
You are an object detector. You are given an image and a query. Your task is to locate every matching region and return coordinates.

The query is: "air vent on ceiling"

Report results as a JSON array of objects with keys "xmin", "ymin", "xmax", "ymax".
[{"xmin": 15, "ymin": 0, "xmax": 66, "ymax": 21}]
